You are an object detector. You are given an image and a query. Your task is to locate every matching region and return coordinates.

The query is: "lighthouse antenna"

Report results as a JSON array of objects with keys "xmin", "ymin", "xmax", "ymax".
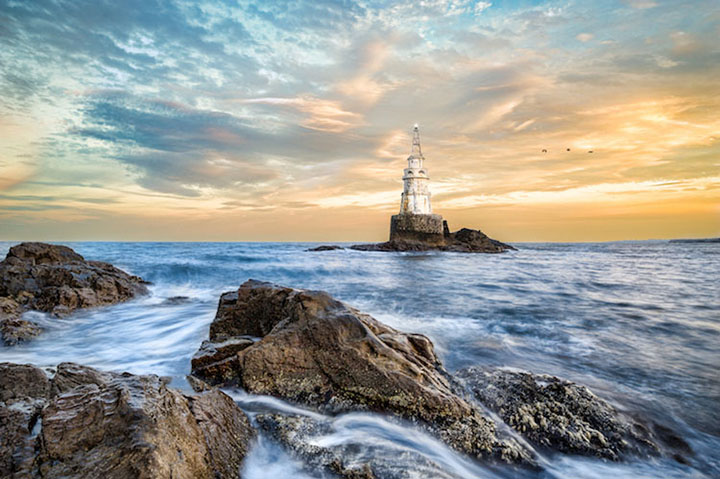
[{"xmin": 411, "ymin": 124, "xmax": 423, "ymax": 158}]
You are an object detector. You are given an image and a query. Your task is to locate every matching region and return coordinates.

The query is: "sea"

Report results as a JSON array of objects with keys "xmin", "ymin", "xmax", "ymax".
[{"xmin": 0, "ymin": 240, "xmax": 718, "ymax": 478}]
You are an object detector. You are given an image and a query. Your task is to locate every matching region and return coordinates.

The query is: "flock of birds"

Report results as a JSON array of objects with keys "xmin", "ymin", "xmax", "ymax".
[{"xmin": 541, "ymin": 148, "xmax": 593, "ymax": 153}]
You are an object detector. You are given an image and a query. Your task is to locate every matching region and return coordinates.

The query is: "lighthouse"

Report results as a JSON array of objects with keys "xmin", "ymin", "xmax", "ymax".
[
  {"xmin": 399, "ymin": 124, "xmax": 433, "ymax": 214},
  {"xmin": 389, "ymin": 125, "xmax": 446, "ymax": 245}
]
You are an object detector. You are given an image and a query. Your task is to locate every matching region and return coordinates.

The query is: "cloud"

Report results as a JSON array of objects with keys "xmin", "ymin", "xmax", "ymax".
[
  {"xmin": 0, "ymin": 0, "xmax": 718, "ymax": 240},
  {"xmin": 623, "ymin": 0, "xmax": 658, "ymax": 9}
]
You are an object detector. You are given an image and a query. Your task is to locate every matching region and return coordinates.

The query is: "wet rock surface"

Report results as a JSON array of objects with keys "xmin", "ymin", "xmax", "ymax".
[
  {"xmin": 455, "ymin": 367, "xmax": 671, "ymax": 460},
  {"xmin": 0, "ymin": 297, "xmax": 41, "ymax": 345},
  {"xmin": 0, "ymin": 362, "xmax": 255, "ymax": 479},
  {"xmin": 0, "ymin": 363, "xmax": 52, "ymax": 477},
  {"xmin": 256, "ymin": 414, "xmax": 376, "ymax": 479},
  {"xmin": 256, "ymin": 411, "xmax": 519, "ymax": 479},
  {"xmin": 0, "ymin": 242, "xmax": 149, "ymax": 318},
  {"xmin": 161, "ymin": 295, "xmax": 192, "ymax": 305},
  {"xmin": 192, "ymin": 280, "xmax": 531, "ymax": 464}
]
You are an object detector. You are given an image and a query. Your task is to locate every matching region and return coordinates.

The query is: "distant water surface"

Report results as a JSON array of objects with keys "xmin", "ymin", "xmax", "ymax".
[{"xmin": 1, "ymin": 240, "xmax": 718, "ymax": 478}]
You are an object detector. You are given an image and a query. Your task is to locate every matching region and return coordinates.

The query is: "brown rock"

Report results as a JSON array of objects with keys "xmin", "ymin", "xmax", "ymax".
[
  {"xmin": 189, "ymin": 390, "xmax": 256, "ymax": 478},
  {"xmin": 0, "ymin": 297, "xmax": 41, "ymax": 345},
  {"xmin": 0, "ymin": 243, "xmax": 149, "ymax": 345},
  {"xmin": 0, "ymin": 363, "xmax": 52, "ymax": 478},
  {"xmin": 0, "ymin": 362, "xmax": 255, "ymax": 479},
  {"xmin": 191, "ymin": 280, "xmax": 531, "ymax": 464},
  {"xmin": 0, "ymin": 242, "xmax": 148, "ymax": 318}
]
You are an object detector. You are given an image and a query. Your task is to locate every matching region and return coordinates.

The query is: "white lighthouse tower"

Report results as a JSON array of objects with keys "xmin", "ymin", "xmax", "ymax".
[
  {"xmin": 399, "ymin": 124, "xmax": 433, "ymax": 215},
  {"xmin": 389, "ymin": 124, "xmax": 446, "ymax": 244}
]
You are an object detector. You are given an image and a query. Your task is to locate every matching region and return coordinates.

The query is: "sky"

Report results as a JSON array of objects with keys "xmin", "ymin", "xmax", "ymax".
[{"xmin": 0, "ymin": 0, "xmax": 718, "ymax": 242}]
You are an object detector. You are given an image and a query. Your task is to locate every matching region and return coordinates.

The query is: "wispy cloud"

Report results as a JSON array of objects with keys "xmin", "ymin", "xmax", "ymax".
[{"xmin": 0, "ymin": 0, "xmax": 718, "ymax": 241}]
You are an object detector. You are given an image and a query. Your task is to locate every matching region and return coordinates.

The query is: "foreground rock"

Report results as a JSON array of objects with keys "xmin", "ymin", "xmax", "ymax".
[
  {"xmin": 191, "ymin": 280, "xmax": 530, "ymax": 464},
  {"xmin": 455, "ymin": 367, "xmax": 680, "ymax": 461},
  {"xmin": 311, "ymin": 227, "xmax": 516, "ymax": 253},
  {"xmin": 0, "ymin": 242, "xmax": 149, "ymax": 345},
  {"xmin": 0, "ymin": 362, "xmax": 254, "ymax": 478}
]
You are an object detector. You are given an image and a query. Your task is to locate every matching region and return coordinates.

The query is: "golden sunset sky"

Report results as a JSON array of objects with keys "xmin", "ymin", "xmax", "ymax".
[{"xmin": 1, "ymin": 0, "xmax": 718, "ymax": 241}]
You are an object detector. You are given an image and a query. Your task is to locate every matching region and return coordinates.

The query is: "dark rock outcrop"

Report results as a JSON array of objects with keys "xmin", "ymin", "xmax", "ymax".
[
  {"xmin": 0, "ymin": 362, "xmax": 255, "ymax": 478},
  {"xmin": 455, "ymin": 367, "xmax": 666, "ymax": 460},
  {"xmin": 0, "ymin": 242, "xmax": 149, "ymax": 316},
  {"xmin": 306, "ymin": 245, "xmax": 345, "ymax": 252},
  {"xmin": 444, "ymin": 228, "xmax": 516, "ymax": 253},
  {"xmin": 0, "ymin": 242, "xmax": 149, "ymax": 345},
  {"xmin": 350, "ymin": 227, "xmax": 515, "ymax": 253},
  {"xmin": 669, "ymin": 237, "xmax": 720, "ymax": 243},
  {"xmin": 191, "ymin": 280, "xmax": 531, "ymax": 464},
  {"xmin": 162, "ymin": 295, "xmax": 192, "ymax": 305}
]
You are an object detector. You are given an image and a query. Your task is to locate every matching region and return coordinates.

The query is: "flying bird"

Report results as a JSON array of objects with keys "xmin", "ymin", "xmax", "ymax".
[{"xmin": 542, "ymin": 149, "xmax": 547, "ymax": 153}]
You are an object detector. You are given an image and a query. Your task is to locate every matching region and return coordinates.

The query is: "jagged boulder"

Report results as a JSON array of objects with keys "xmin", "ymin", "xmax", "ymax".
[
  {"xmin": 0, "ymin": 243, "xmax": 149, "ymax": 345},
  {"xmin": 0, "ymin": 297, "xmax": 41, "ymax": 345},
  {"xmin": 191, "ymin": 280, "xmax": 530, "ymax": 464},
  {"xmin": 455, "ymin": 367, "xmax": 671, "ymax": 460},
  {"xmin": 0, "ymin": 362, "xmax": 255, "ymax": 478}
]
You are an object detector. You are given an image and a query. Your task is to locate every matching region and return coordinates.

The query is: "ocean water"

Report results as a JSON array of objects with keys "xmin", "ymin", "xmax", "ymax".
[{"xmin": 0, "ymin": 240, "xmax": 718, "ymax": 478}]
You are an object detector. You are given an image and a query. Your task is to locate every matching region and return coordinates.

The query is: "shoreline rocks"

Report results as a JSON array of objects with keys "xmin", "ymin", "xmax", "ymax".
[
  {"xmin": 191, "ymin": 280, "xmax": 532, "ymax": 465},
  {"xmin": 0, "ymin": 242, "xmax": 149, "ymax": 345},
  {"xmin": 0, "ymin": 362, "xmax": 255, "ymax": 478}
]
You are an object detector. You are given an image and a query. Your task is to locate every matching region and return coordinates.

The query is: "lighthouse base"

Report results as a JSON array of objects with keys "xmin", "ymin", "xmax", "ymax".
[{"xmin": 389, "ymin": 214, "xmax": 445, "ymax": 245}]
